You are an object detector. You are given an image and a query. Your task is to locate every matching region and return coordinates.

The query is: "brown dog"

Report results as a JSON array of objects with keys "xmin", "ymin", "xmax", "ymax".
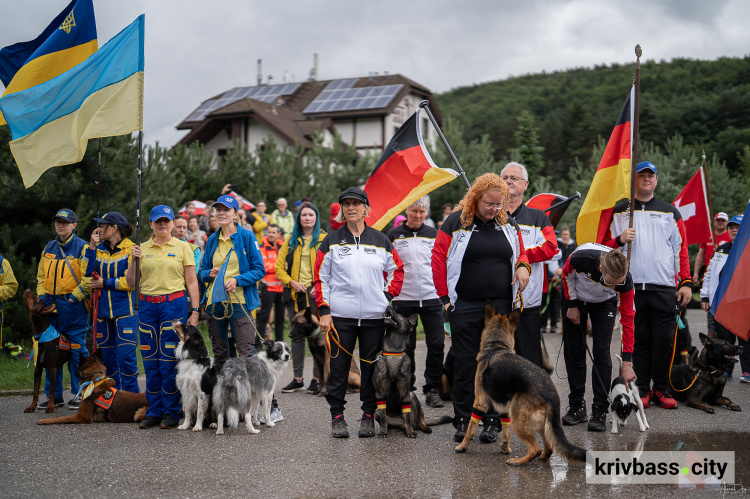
[
  {"xmin": 37, "ymin": 354, "xmax": 148, "ymax": 424},
  {"xmin": 22, "ymin": 290, "xmax": 70, "ymax": 414}
]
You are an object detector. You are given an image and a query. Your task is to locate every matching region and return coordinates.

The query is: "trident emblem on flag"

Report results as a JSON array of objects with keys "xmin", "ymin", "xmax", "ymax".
[{"xmin": 59, "ymin": 11, "xmax": 76, "ymax": 34}]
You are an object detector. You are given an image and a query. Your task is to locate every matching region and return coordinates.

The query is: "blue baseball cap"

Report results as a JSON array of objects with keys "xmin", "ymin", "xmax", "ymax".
[
  {"xmin": 213, "ymin": 195, "xmax": 239, "ymax": 210},
  {"xmin": 636, "ymin": 161, "xmax": 657, "ymax": 174},
  {"xmin": 149, "ymin": 205, "xmax": 175, "ymax": 222},
  {"xmin": 728, "ymin": 214, "xmax": 743, "ymax": 226},
  {"xmin": 52, "ymin": 208, "xmax": 77, "ymax": 223},
  {"xmin": 93, "ymin": 212, "xmax": 129, "ymax": 229}
]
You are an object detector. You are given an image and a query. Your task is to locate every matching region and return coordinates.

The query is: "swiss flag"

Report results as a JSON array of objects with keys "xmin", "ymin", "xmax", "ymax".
[{"xmin": 673, "ymin": 167, "xmax": 712, "ymax": 245}]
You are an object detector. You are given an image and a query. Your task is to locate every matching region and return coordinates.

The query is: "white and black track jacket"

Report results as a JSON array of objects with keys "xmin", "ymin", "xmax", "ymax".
[
  {"xmin": 314, "ymin": 224, "xmax": 404, "ymax": 324},
  {"xmin": 387, "ymin": 223, "xmax": 441, "ymax": 308},
  {"xmin": 700, "ymin": 242, "xmax": 732, "ymax": 306}
]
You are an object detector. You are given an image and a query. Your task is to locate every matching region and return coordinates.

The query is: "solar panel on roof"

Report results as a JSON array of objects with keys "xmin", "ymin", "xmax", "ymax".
[
  {"xmin": 185, "ymin": 83, "xmax": 301, "ymax": 122},
  {"xmin": 302, "ymin": 83, "xmax": 403, "ymax": 114}
]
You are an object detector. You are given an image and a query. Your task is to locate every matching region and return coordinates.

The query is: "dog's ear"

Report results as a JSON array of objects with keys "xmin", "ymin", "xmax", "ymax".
[
  {"xmin": 22, "ymin": 289, "xmax": 35, "ymax": 310},
  {"xmin": 699, "ymin": 333, "xmax": 712, "ymax": 346},
  {"xmin": 304, "ymin": 308, "xmax": 312, "ymax": 321},
  {"xmin": 408, "ymin": 314, "xmax": 418, "ymax": 328},
  {"xmin": 173, "ymin": 321, "xmax": 186, "ymax": 342},
  {"xmin": 508, "ymin": 308, "xmax": 522, "ymax": 329},
  {"xmin": 484, "ymin": 300, "xmax": 497, "ymax": 322},
  {"xmin": 41, "ymin": 304, "xmax": 56, "ymax": 315},
  {"xmin": 263, "ymin": 339, "xmax": 274, "ymax": 350}
]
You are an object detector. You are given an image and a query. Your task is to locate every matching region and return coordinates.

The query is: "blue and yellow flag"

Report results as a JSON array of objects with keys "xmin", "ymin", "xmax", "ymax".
[
  {"xmin": 0, "ymin": 0, "xmax": 97, "ymax": 126},
  {"xmin": 207, "ymin": 249, "xmax": 234, "ymax": 305},
  {"xmin": 0, "ymin": 15, "xmax": 144, "ymax": 188}
]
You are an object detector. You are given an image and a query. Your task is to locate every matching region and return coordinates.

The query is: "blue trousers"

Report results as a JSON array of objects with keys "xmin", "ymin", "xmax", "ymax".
[
  {"xmin": 97, "ymin": 315, "xmax": 140, "ymax": 392},
  {"xmin": 44, "ymin": 325, "xmax": 88, "ymax": 401},
  {"xmin": 138, "ymin": 296, "xmax": 187, "ymax": 420}
]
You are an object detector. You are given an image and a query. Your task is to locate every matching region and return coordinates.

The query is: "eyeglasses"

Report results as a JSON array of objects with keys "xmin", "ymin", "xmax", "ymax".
[
  {"xmin": 600, "ymin": 275, "xmax": 626, "ymax": 287},
  {"xmin": 501, "ymin": 175, "xmax": 526, "ymax": 183},
  {"xmin": 481, "ymin": 200, "xmax": 504, "ymax": 210}
]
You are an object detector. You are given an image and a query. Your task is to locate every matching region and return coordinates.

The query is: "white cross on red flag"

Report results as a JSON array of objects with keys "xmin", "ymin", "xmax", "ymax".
[{"xmin": 672, "ymin": 167, "xmax": 712, "ymax": 245}]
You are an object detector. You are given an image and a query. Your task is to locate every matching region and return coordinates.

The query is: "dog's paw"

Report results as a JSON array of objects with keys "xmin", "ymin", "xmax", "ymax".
[
  {"xmin": 405, "ymin": 430, "xmax": 417, "ymax": 438},
  {"xmin": 209, "ymin": 422, "xmax": 217, "ymax": 429},
  {"xmin": 45, "ymin": 406, "xmax": 55, "ymax": 414},
  {"xmin": 611, "ymin": 427, "xmax": 618, "ymax": 434},
  {"xmin": 378, "ymin": 431, "xmax": 388, "ymax": 438},
  {"xmin": 192, "ymin": 426, "xmax": 203, "ymax": 432},
  {"xmin": 23, "ymin": 406, "xmax": 36, "ymax": 413},
  {"xmin": 216, "ymin": 429, "xmax": 224, "ymax": 435},
  {"xmin": 248, "ymin": 428, "xmax": 260, "ymax": 434},
  {"xmin": 506, "ymin": 458, "xmax": 524, "ymax": 466},
  {"xmin": 265, "ymin": 421, "xmax": 276, "ymax": 428},
  {"xmin": 177, "ymin": 424, "xmax": 189, "ymax": 430},
  {"xmin": 729, "ymin": 404, "xmax": 741, "ymax": 412},
  {"xmin": 252, "ymin": 418, "xmax": 260, "ymax": 426},
  {"xmin": 455, "ymin": 444, "xmax": 468, "ymax": 453},
  {"xmin": 704, "ymin": 407, "xmax": 716, "ymax": 414},
  {"xmin": 500, "ymin": 442, "xmax": 511, "ymax": 454}
]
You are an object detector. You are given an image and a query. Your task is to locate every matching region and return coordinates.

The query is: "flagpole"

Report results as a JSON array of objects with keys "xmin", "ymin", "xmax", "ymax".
[
  {"xmin": 702, "ymin": 150, "xmax": 717, "ymax": 248},
  {"xmin": 419, "ymin": 100, "xmax": 471, "ymax": 189},
  {"xmin": 96, "ymin": 138, "xmax": 102, "ymax": 227},
  {"xmin": 627, "ymin": 44, "xmax": 642, "ymax": 262},
  {"xmin": 545, "ymin": 192, "xmax": 581, "ymax": 214},
  {"xmin": 134, "ymin": 131, "xmax": 143, "ymax": 311}
]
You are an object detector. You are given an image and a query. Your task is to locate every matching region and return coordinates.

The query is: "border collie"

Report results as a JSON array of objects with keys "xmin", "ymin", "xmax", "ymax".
[{"xmin": 174, "ymin": 322, "xmax": 216, "ymax": 432}]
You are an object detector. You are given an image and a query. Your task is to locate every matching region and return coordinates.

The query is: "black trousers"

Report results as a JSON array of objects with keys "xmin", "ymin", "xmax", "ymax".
[
  {"xmin": 514, "ymin": 306, "xmax": 543, "ymax": 369},
  {"xmin": 393, "ymin": 304, "xmax": 445, "ymax": 393},
  {"xmin": 633, "ymin": 288, "xmax": 678, "ymax": 392},
  {"xmin": 325, "ymin": 319, "xmax": 383, "ymax": 418},
  {"xmin": 449, "ymin": 298, "xmax": 509, "ymax": 424},
  {"xmin": 256, "ymin": 287, "xmax": 285, "ymax": 346},
  {"xmin": 562, "ymin": 298, "xmax": 616, "ymax": 409},
  {"xmin": 541, "ymin": 285, "xmax": 560, "ymax": 330}
]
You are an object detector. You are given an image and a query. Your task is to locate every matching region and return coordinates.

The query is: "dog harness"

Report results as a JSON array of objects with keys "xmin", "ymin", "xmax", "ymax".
[
  {"xmin": 93, "ymin": 388, "xmax": 118, "ymax": 409},
  {"xmin": 29, "ymin": 325, "xmax": 70, "ymax": 367}
]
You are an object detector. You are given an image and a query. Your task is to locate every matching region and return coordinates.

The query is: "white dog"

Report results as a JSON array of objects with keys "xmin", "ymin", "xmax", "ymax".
[{"xmin": 609, "ymin": 355, "xmax": 649, "ymax": 434}]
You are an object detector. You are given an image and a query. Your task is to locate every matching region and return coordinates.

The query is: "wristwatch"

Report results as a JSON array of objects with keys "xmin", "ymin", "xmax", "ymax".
[{"xmin": 191, "ymin": 307, "xmax": 199, "ymax": 313}]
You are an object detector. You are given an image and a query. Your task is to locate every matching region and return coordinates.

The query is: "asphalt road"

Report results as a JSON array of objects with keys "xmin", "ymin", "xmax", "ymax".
[{"xmin": 1, "ymin": 308, "xmax": 748, "ymax": 498}]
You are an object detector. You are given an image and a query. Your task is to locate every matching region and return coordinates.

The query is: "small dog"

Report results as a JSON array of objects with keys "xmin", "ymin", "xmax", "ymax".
[
  {"xmin": 609, "ymin": 355, "xmax": 649, "ymax": 434},
  {"xmin": 373, "ymin": 306, "xmax": 431, "ymax": 438},
  {"xmin": 670, "ymin": 333, "xmax": 743, "ymax": 413},
  {"xmin": 455, "ymin": 301, "xmax": 587, "ymax": 465},
  {"xmin": 22, "ymin": 290, "xmax": 70, "ymax": 414},
  {"xmin": 37, "ymin": 354, "xmax": 148, "ymax": 424},
  {"xmin": 174, "ymin": 321, "xmax": 216, "ymax": 431}
]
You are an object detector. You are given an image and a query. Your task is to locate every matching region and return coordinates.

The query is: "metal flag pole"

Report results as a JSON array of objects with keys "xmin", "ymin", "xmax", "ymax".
[
  {"xmin": 626, "ymin": 44, "xmax": 642, "ymax": 262},
  {"xmin": 419, "ymin": 100, "xmax": 471, "ymax": 189},
  {"xmin": 96, "ymin": 138, "xmax": 102, "ymax": 226},
  {"xmin": 702, "ymin": 150, "xmax": 717, "ymax": 248},
  {"xmin": 134, "ymin": 131, "xmax": 143, "ymax": 310}
]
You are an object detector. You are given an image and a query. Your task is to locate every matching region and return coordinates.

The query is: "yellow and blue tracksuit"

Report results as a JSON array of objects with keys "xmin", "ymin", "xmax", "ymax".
[
  {"xmin": 0, "ymin": 255, "xmax": 20, "ymax": 344},
  {"xmin": 84, "ymin": 238, "xmax": 139, "ymax": 392},
  {"xmin": 36, "ymin": 233, "xmax": 91, "ymax": 400}
]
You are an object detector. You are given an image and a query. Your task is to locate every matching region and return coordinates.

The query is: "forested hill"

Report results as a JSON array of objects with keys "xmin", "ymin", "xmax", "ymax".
[{"xmin": 434, "ymin": 56, "xmax": 750, "ymax": 177}]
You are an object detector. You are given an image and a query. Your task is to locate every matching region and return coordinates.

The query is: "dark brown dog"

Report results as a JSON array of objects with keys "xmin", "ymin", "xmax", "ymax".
[
  {"xmin": 37, "ymin": 354, "xmax": 148, "ymax": 424},
  {"xmin": 455, "ymin": 301, "xmax": 587, "ymax": 465},
  {"xmin": 22, "ymin": 290, "xmax": 70, "ymax": 414}
]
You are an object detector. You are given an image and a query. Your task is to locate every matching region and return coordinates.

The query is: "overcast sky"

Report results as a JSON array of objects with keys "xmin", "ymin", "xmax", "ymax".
[{"xmin": 2, "ymin": 0, "xmax": 748, "ymax": 147}]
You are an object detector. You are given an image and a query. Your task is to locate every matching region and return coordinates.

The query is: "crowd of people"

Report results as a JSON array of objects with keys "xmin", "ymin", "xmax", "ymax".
[{"xmin": 0, "ymin": 160, "xmax": 745, "ymax": 438}]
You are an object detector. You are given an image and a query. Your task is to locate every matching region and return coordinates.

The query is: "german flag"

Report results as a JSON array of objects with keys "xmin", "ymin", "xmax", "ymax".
[
  {"xmin": 364, "ymin": 109, "xmax": 457, "ymax": 230},
  {"xmin": 576, "ymin": 87, "xmax": 634, "ymax": 245},
  {"xmin": 526, "ymin": 192, "xmax": 580, "ymax": 229}
]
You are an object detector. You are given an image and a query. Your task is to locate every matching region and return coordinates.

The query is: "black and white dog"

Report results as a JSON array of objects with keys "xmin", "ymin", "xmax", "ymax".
[
  {"xmin": 609, "ymin": 355, "xmax": 649, "ymax": 434},
  {"xmin": 213, "ymin": 340, "xmax": 290, "ymax": 435},
  {"xmin": 174, "ymin": 322, "xmax": 217, "ymax": 432}
]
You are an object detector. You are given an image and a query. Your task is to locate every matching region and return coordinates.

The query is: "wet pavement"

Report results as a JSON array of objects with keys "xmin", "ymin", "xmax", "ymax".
[{"xmin": 1, "ymin": 308, "xmax": 748, "ymax": 498}]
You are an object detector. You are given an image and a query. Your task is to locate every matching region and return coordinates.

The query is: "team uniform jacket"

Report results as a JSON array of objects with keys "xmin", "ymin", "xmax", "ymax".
[
  {"xmin": 700, "ymin": 241, "xmax": 732, "ymax": 306},
  {"xmin": 314, "ymin": 224, "xmax": 404, "ymax": 323},
  {"xmin": 84, "ymin": 238, "xmax": 136, "ymax": 319},
  {"xmin": 259, "ymin": 236, "xmax": 283, "ymax": 293},
  {"xmin": 0, "ymin": 255, "xmax": 19, "ymax": 314},
  {"xmin": 387, "ymin": 223, "xmax": 441, "ymax": 307},
  {"xmin": 602, "ymin": 197, "xmax": 692, "ymax": 291},
  {"xmin": 561, "ymin": 243, "xmax": 635, "ymax": 361},
  {"xmin": 509, "ymin": 203, "xmax": 559, "ymax": 308},
  {"xmin": 432, "ymin": 210, "xmax": 530, "ymax": 307},
  {"xmin": 276, "ymin": 231, "xmax": 327, "ymax": 303}
]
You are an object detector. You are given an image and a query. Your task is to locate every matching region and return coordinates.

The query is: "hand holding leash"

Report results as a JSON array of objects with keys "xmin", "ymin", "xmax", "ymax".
[
  {"xmin": 512, "ymin": 265, "xmax": 530, "ymax": 292},
  {"xmin": 566, "ymin": 307, "xmax": 580, "ymax": 325},
  {"xmin": 319, "ymin": 313, "xmax": 333, "ymax": 332}
]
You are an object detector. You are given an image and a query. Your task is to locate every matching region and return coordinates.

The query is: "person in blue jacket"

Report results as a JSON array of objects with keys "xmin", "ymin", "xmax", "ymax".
[{"xmin": 85, "ymin": 212, "xmax": 140, "ymax": 392}]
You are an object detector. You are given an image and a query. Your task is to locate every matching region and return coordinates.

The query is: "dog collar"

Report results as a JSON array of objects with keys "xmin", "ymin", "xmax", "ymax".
[
  {"xmin": 381, "ymin": 351, "xmax": 404, "ymax": 356},
  {"xmin": 73, "ymin": 375, "xmax": 111, "ymax": 402},
  {"xmin": 308, "ymin": 327, "xmax": 322, "ymax": 339}
]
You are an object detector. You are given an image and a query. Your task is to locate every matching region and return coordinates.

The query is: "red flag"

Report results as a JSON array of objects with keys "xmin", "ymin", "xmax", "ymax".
[
  {"xmin": 526, "ymin": 192, "xmax": 580, "ymax": 229},
  {"xmin": 227, "ymin": 191, "xmax": 254, "ymax": 212},
  {"xmin": 672, "ymin": 167, "xmax": 712, "ymax": 245},
  {"xmin": 363, "ymin": 109, "xmax": 457, "ymax": 230}
]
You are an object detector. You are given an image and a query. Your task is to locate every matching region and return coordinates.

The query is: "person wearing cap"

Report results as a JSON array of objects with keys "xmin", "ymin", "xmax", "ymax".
[
  {"xmin": 693, "ymin": 212, "xmax": 731, "ymax": 282},
  {"xmin": 128, "ymin": 205, "xmax": 200, "ymax": 429},
  {"xmin": 36, "ymin": 208, "xmax": 92, "ymax": 410},
  {"xmin": 603, "ymin": 161, "xmax": 692, "ymax": 410},
  {"xmin": 0, "ymin": 254, "xmax": 19, "ymax": 346},
  {"xmin": 314, "ymin": 187, "xmax": 404, "ymax": 438},
  {"xmin": 85, "ymin": 212, "xmax": 140, "ymax": 392},
  {"xmin": 700, "ymin": 214, "xmax": 750, "ymax": 381}
]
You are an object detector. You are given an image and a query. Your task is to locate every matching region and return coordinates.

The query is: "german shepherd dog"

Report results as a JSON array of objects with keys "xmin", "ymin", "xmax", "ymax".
[
  {"xmin": 174, "ymin": 322, "xmax": 217, "ymax": 431},
  {"xmin": 670, "ymin": 333, "xmax": 742, "ymax": 413},
  {"xmin": 290, "ymin": 308, "xmax": 361, "ymax": 395},
  {"xmin": 455, "ymin": 302, "xmax": 587, "ymax": 465},
  {"xmin": 22, "ymin": 290, "xmax": 70, "ymax": 414},
  {"xmin": 37, "ymin": 354, "xmax": 148, "ymax": 424}
]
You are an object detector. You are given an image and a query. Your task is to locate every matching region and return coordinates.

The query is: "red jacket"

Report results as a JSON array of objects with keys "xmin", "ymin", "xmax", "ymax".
[{"xmin": 260, "ymin": 236, "xmax": 283, "ymax": 292}]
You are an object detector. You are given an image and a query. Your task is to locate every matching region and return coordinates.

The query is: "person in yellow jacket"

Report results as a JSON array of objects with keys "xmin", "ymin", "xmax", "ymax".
[
  {"xmin": 275, "ymin": 202, "xmax": 326, "ymax": 393},
  {"xmin": 36, "ymin": 208, "xmax": 91, "ymax": 410},
  {"xmin": 0, "ymin": 254, "xmax": 19, "ymax": 345}
]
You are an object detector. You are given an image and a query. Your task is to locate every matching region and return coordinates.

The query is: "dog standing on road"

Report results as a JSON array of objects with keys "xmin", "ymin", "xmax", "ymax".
[
  {"xmin": 174, "ymin": 322, "xmax": 216, "ymax": 431},
  {"xmin": 609, "ymin": 355, "xmax": 649, "ymax": 434}
]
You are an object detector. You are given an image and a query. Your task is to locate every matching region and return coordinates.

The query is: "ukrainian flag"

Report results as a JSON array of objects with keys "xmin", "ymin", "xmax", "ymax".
[
  {"xmin": 0, "ymin": 15, "xmax": 144, "ymax": 188},
  {"xmin": 0, "ymin": 0, "xmax": 97, "ymax": 126}
]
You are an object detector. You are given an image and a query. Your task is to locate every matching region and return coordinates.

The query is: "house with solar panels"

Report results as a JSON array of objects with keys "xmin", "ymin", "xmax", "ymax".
[{"xmin": 176, "ymin": 74, "xmax": 442, "ymax": 158}]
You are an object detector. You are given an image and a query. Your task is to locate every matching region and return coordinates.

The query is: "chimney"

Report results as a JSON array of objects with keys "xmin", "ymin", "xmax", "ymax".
[
  {"xmin": 313, "ymin": 53, "xmax": 318, "ymax": 81},
  {"xmin": 257, "ymin": 59, "xmax": 262, "ymax": 86}
]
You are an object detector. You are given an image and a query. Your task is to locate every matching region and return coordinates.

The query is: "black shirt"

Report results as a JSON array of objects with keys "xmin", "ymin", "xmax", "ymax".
[{"xmin": 456, "ymin": 216, "xmax": 513, "ymax": 300}]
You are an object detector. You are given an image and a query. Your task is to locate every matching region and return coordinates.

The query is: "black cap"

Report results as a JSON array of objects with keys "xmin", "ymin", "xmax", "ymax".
[
  {"xmin": 93, "ymin": 212, "xmax": 129, "ymax": 229},
  {"xmin": 338, "ymin": 187, "xmax": 369, "ymax": 206},
  {"xmin": 52, "ymin": 208, "xmax": 77, "ymax": 223}
]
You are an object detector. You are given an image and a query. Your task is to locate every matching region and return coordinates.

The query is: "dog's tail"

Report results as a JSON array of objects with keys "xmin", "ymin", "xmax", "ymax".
[
  {"xmin": 425, "ymin": 415, "xmax": 453, "ymax": 426},
  {"xmin": 540, "ymin": 335, "xmax": 553, "ymax": 375},
  {"xmin": 545, "ymin": 410, "xmax": 587, "ymax": 462},
  {"xmin": 134, "ymin": 406, "xmax": 148, "ymax": 423}
]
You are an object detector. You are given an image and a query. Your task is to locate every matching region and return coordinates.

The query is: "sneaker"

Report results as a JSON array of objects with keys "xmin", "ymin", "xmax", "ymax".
[
  {"xmin": 282, "ymin": 379, "xmax": 305, "ymax": 392},
  {"xmin": 561, "ymin": 402, "xmax": 587, "ymax": 425},
  {"xmin": 550, "ymin": 327, "xmax": 558, "ymax": 334},
  {"xmin": 741, "ymin": 373, "xmax": 750, "ymax": 383},
  {"xmin": 425, "ymin": 389, "xmax": 444, "ymax": 408},
  {"xmin": 651, "ymin": 389, "xmax": 678, "ymax": 409},
  {"xmin": 587, "ymin": 405, "xmax": 607, "ymax": 432},
  {"xmin": 160, "ymin": 414, "xmax": 178, "ymax": 429},
  {"xmin": 68, "ymin": 399, "xmax": 80, "ymax": 411},
  {"xmin": 260, "ymin": 407, "xmax": 284, "ymax": 424},
  {"xmin": 139, "ymin": 416, "xmax": 161, "ymax": 429},
  {"xmin": 638, "ymin": 387, "xmax": 651, "ymax": 409},
  {"xmin": 453, "ymin": 417, "xmax": 469, "ymax": 442},
  {"xmin": 306, "ymin": 379, "xmax": 320, "ymax": 394},
  {"xmin": 358, "ymin": 413, "xmax": 376, "ymax": 438},
  {"xmin": 331, "ymin": 415, "xmax": 349, "ymax": 438},
  {"xmin": 479, "ymin": 418, "xmax": 499, "ymax": 443},
  {"xmin": 724, "ymin": 372, "xmax": 733, "ymax": 379}
]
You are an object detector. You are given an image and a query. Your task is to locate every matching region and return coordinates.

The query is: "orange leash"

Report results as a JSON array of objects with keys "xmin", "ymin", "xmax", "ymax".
[
  {"xmin": 325, "ymin": 324, "xmax": 379, "ymax": 364},
  {"xmin": 668, "ymin": 309, "xmax": 699, "ymax": 393}
]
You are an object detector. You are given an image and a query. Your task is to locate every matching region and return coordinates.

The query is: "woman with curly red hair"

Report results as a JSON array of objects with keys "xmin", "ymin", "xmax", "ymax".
[{"xmin": 431, "ymin": 173, "xmax": 530, "ymax": 444}]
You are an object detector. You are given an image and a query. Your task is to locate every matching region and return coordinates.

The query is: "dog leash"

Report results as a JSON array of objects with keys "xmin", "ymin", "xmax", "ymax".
[
  {"xmin": 325, "ymin": 324, "xmax": 381, "ymax": 365},
  {"xmin": 228, "ymin": 291, "xmax": 267, "ymax": 345},
  {"xmin": 668, "ymin": 309, "xmax": 699, "ymax": 393}
]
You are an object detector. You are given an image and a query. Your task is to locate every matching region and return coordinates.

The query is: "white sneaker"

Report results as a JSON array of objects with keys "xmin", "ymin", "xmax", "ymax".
[{"xmin": 259, "ymin": 408, "xmax": 284, "ymax": 424}]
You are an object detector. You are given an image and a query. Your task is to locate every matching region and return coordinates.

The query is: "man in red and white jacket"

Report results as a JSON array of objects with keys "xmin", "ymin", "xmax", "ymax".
[{"xmin": 602, "ymin": 161, "xmax": 692, "ymax": 410}]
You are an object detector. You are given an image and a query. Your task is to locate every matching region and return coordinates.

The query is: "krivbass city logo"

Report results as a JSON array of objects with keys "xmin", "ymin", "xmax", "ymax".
[{"xmin": 587, "ymin": 451, "xmax": 734, "ymax": 486}]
